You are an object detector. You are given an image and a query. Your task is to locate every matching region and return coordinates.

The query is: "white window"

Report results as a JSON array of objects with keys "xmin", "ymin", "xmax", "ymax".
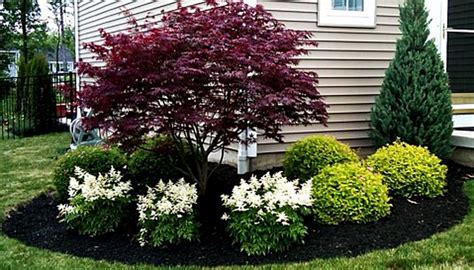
[
  {"xmin": 318, "ymin": 0, "xmax": 376, "ymax": 28},
  {"xmin": 243, "ymin": 0, "xmax": 256, "ymax": 7}
]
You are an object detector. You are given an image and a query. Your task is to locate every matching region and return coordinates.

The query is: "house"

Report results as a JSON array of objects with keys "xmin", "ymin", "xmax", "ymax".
[
  {"xmin": 45, "ymin": 46, "xmax": 75, "ymax": 74},
  {"xmin": 0, "ymin": 47, "xmax": 74, "ymax": 77},
  {"xmin": 74, "ymin": 0, "xmax": 474, "ymax": 169},
  {"xmin": 0, "ymin": 50, "xmax": 20, "ymax": 77}
]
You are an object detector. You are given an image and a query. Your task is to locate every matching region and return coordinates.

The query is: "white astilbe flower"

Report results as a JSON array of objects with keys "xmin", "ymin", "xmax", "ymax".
[
  {"xmin": 64, "ymin": 166, "xmax": 132, "ymax": 202},
  {"xmin": 221, "ymin": 171, "xmax": 313, "ymax": 226},
  {"xmin": 68, "ymin": 177, "xmax": 80, "ymax": 198},
  {"xmin": 138, "ymin": 228, "xmax": 148, "ymax": 246},
  {"xmin": 57, "ymin": 166, "xmax": 132, "ymax": 218},
  {"xmin": 276, "ymin": 212, "xmax": 289, "ymax": 226},
  {"xmin": 137, "ymin": 179, "xmax": 198, "ymax": 222},
  {"xmin": 74, "ymin": 166, "xmax": 132, "ymax": 202},
  {"xmin": 137, "ymin": 179, "xmax": 198, "ymax": 246},
  {"xmin": 57, "ymin": 204, "xmax": 75, "ymax": 216}
]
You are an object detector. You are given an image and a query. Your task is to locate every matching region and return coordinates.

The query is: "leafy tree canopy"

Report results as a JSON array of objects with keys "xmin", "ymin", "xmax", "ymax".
[
  {"xmin": 79, "ymin": 0, "xmax": 328, "ymax": 195},
  {"xmin": 0, "ymin": 0, "xmax": 47, "ymax": 63}
]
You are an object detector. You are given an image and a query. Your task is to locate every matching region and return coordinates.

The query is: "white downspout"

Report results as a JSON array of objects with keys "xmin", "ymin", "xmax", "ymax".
[
  {"xmin": 238, "ymin": 128, "xmax": 257, "ymax": 174},
  {"xmin": 73, "ymin": 0, "xmax": 81, "ymax": 118},
  {"xmin": 237, "ymin": 0, "xmax": 258, "ymax": 175}
]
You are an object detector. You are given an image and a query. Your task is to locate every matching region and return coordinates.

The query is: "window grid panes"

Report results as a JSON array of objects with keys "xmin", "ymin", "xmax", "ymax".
[{"xmin": 332, "ymin": 0, "xmax": 364, "ymax": 11}]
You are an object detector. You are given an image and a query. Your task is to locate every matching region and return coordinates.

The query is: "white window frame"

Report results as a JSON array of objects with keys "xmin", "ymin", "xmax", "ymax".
[
  {"xmin": 244, "ymin": 0, "xmax": 257, "ymax": 7},
  {"xmin": 318, "ymin": 0, "xmax": 376, "ymax": 28}
]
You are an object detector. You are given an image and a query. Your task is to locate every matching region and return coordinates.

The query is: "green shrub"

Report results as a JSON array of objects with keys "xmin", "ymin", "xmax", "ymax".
[
  {"xmin": 311, "ymin": 162, "xmax": 391, "ymax": 225},
  {"xmin": 128, "ymin": 136, "xmax": 189, "ymax": 192},
  {"xmin": 366, "ymin": 141, "xmax": 447, "ymax": 198},
  {"xmin": 137, "ymin": 179, "xmax": 199, "ymax": 247},
  {"xmin": 17, "ymin": 54, "xmax": 57, "ymax": 135},
  {"xmin": 221, "ymin": 172, "xmax": 312, "ymax": 255},
  {"xmin": 53, "ymin": 146, "xmax": 127, "ymax": 199},
  {"xmin": 283, "ymin": 135, "xmax": 359, "ymax": 181},
  {"xmin": 369, "ymin": 0, "xmax": 453, "ymax": 158},
  {"xmin": 57, "ymin": 166, "xmax": 132, "ymax": 236}
]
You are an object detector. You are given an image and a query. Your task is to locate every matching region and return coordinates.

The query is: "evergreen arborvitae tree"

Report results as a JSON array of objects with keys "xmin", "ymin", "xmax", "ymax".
[
  {"xmin": 369, "ymin": 0, "xmax": 453, "ymax": 158},
  {"xmin": 18, "ymin": 54, "xmax": 56, "ymax": 135},
  {"xmin": 28, "ymin": 54, "xmax": 57, "ymax": 134}
]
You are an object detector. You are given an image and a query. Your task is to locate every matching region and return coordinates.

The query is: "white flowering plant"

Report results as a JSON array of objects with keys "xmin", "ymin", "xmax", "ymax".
[
  {"xmin": 221, "ymin": 172, "xmax": 313, "ymax": 255},
  {"xmin": 137, "ymin": 179, "xmax": 199, "ymax": 247},
  {"xmin": 57, "ymin": 166, "xmax": 132, "ymax": 236}
]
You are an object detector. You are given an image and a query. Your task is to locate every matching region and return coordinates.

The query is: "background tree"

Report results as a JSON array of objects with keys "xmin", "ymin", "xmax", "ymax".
[
  {"xmin": 18, "ymin": 54, "xmax": 57, "ymax": 134},
  {"xmin": 41, "ymin": 27, "xmax": 75, "ymax": 59},
  {"xmin": 54, "ymin": 27, "xmax": 75, "ymax": 57},
  {"xmin": 1, "ymin": 0, "xmax": 47, "ymax": 63},
  {"xmin": 0, "ymin": 1, "xmax": 15, "ymax": 77},
  {"xmin": 79, "ymin": 0, "xmax": 328, "ymax": 196},
  {"xmin": 49, "ymin": 0, "xmax": 73, "ymax": 73},
  {"xmin": 369, "ymin": 0, "xmax": 453, "ymax": 158}
]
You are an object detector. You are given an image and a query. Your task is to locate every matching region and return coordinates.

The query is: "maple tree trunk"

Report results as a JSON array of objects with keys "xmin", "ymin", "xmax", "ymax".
[{"xmin": 198, "ymin": 160, "xmax": 209, "ymax": 197}]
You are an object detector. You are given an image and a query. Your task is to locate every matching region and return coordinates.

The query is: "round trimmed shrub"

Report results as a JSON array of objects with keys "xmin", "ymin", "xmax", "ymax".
[
  {"xmin": 283, "ymin": 135, "xmax": 359, "ymax": 181},
  {"xmin": 311, "ymin": 162, "xmax": 391, "ymax": 225},
  {"xmin": 128, "ymin": 136, "xmax": 189, "ymax": 193},
  {"xmin": 366, "ymin": 141, "xmax": 447, "ymax": 198},
  {"xmin": 53, "ymin": 146, "xmax": 127, "ymax": 200}
]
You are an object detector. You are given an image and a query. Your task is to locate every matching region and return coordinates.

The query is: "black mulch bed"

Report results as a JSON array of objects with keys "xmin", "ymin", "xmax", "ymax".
[{"xmin": 2, "ymin": 162, "xmax": 472, "ymax": 267}]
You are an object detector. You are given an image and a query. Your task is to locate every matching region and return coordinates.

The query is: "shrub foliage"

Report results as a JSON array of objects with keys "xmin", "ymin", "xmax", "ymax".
[
  {"xmin": 311, "ymin": 162, "xmax": 391, "ymax": 225},
  {"xmin": 283, "ymin": 135, "xmax": 359, "ymax": 181},
  {"xmin": 53, "ymin": 146, "xmax": 127, "ymax": 199},
  {"xmin": 369, "ymin": 0, "xmax": 453, "ymax": 158},
  {"xmin": 128, "ymin": 136, "xmax": 187, "ymax": 193},
  {"xmin": 17, "ymin": 54, "xmax": 57, "ymax": 135},
  {"xmin": 78, "ymin": 1, "xmax": 328, "ymax": 195},
  {"xmin": 57, "ymin": 167, "xmax": 132, "ymax": 236},
  {"xmin": 367, "ymin": 141, "xmax": 447, "ymax": 198},
  {"xmin": 221, "ymin": 172, "xmax": 312, "ymax": 255}
]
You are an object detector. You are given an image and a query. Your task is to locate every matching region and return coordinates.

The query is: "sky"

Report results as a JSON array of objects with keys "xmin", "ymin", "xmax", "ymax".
[{"xmin": 38, "ymin": 0, "xmax": 74, "ymax": 31}]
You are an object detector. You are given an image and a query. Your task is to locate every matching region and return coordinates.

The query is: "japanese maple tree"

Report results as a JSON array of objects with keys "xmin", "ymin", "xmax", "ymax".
[{"xmin": 78, "ymin": 0, "xmax": 328, "ymax": 196}]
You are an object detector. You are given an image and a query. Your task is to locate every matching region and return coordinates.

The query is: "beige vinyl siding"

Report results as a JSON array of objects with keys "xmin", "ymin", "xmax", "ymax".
[
  {"xmin": 77, "ymin": 0, "xmax": 402, "ymax": 166},
  {"xmin": 254, "ymin": 0, "xmax": 401, "ymax": 155},
  {"xmin": 77, "ymin": 0, "xmax": 206, "ymax": 68}
]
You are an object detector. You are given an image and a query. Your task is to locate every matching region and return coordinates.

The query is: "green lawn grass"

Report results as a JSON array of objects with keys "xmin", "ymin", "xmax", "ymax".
[{"xmin": 0, "ymin": 133, "xmax": 473, "ymax": 270}]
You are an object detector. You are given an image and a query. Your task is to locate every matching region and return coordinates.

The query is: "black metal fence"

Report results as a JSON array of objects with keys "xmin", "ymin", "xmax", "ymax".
[{"xmin": 0, "ymin": 72, "xmax": 76, "ymax": 139}]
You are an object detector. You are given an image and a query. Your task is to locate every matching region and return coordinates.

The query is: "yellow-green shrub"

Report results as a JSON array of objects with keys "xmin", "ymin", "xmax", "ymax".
[
  {"xmin": 366, "ymin": 141, "xmax": 447, "ymax": 198},
  {"xmin": 311, "ymin": 162, "xmax": 391, "ymax": 225},
  {"xmin": 283, "ymin": 136, "xmax": 359, "ymax": 181}
]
